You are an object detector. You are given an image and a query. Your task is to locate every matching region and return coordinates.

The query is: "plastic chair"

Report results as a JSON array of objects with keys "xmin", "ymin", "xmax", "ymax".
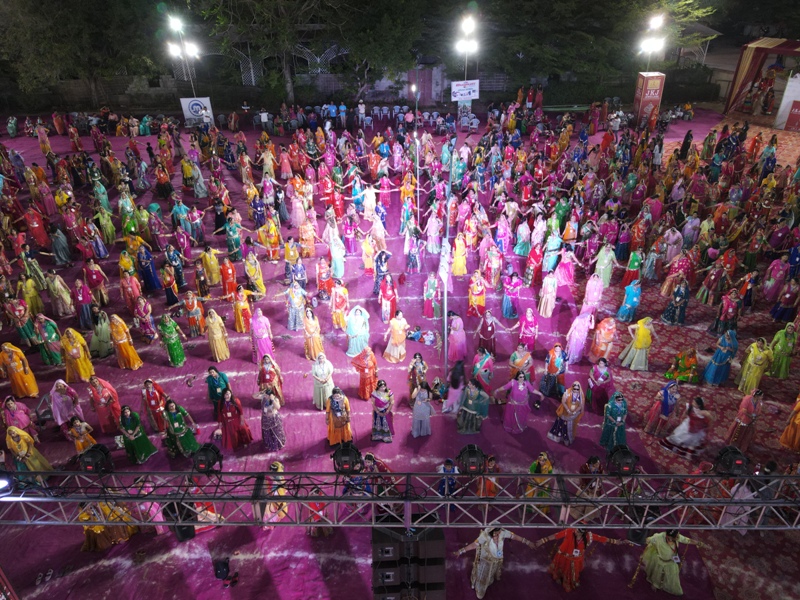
[
  {"xmin": 314, "ymin": 106, "xmax": 322, "ymax": 116},
  {"xmin": 422, "ymin": 112, "xmax": 430, "ymax": 124},
  {"xmin": 430, "ymin": 111, "xmax": 439, "ymax": 126},
  {"xmin": 402, "ymin": 105, "xmax": 410, "ymax": 114},
  {"xmin": 392, "ymin": 105, "xmax": 401, "ymax": 118},
  {"xmin": 460, "ymin": 116, "xmax": 470, "ymax": 132},
  {"xmin": 289, "ymin": 119, "xmax": 298, "ymax": 131},
  {"xmin": 372, "ymin": 106, "xmax": 381, "ymax": 118},
  {"xmin": 364, "ymin": 116, "xmax": 374, "ymax": 130},
  {"xmin": 381, "ymin": 106, "xmax": 390, "ymax": 120},
  {"xmin": 217, "ymin": 114, "xmax": 226, "ymax": 128},
  {"xmin": 469, "ymin": 118, "xmax": 480, "ymax": 133}
]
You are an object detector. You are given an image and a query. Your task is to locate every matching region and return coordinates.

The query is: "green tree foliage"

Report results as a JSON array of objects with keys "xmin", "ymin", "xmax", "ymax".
[{"xmin": 0, "ymin": 0, "xmax": 162, "ymax": 105}]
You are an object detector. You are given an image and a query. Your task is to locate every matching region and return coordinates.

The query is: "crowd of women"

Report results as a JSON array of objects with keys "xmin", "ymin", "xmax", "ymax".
[{"xmin": 2, "ymin": 88, "xmax": 800, "ymax": 596}]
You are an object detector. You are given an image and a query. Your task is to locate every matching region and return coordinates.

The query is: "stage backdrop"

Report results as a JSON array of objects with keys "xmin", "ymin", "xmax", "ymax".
[
  {"xmin": 179, "ymin": 97, "xmax": 214, "ymax": 122},
  {"xmin": 774, "ymin": 73, "xmax": 800, "ymax": 131}
]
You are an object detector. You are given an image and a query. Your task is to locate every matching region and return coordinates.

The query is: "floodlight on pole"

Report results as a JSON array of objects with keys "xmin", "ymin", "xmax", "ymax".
[
  {"xmin": 461, "ymin": 16, "xmax": 476, "ymax": 35},
  {"xmin": 184, "ymin": 42, "xmax": 200, "ymax": 59},
  {"xmin": 456, "ymin": 39, "xmax": 478, "ymax": 80},
  {"xmin": 167, "ymin": 42, "xmax": 182, "ymax": 58},
  {"xmin": 649, "ymin": 15, "xmax": 664, "ymax": 30},
  {"xmin": 168, "ymin": 16, "xmax": 183, "ymax": 32},
  {"xmin": 641, "ymin": 37, "xmax": 665, "ymax": 71}
]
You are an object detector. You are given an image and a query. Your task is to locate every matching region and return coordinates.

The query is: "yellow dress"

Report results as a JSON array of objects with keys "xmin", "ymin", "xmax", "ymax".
[
  {"xmin": 453, "ymin": 236, "xmax": 467, "ymax": 276},
  {"xmin": 361, "ymin": 238, "xmax": 375, "ymax": 272},
  {"xmin": 61, "ymin": 330, "xmax": 95, "ymax": 383},
  {"xmin": 206, "ymin": 312, "xmax": 230, "ymax": 362},
  {"xmin": 303, "ymin": 314, "xmax": 325, "ymax": 361},
  {"xmin": 245, "ymin": 257, "xmax": 267, "ymax": 295},
  {"xmin": 383, "ymin": 317, "xmax": 409, "ymax": 363},
  {"xmin": 21, "ymin": 279, "xmax": 45, "ymax": 316},
  {"xmin": 0, "ymin": 344, "xmax": 39, "ymax": 397},
  {"xmin": 110, "ymin": 318, "xmax": 143, "ymax": 370},
  {"xmin": 69, "ymin": 423, "xmax": 97, "ymax": 454},
  {"xmin": 5, "ymin": 426, "xmax": 52, "ymax": 472},
  {"xmin": 737, "ymin": 343, "xmax": 773, "ymax": 393},
  {"xmin": 233, "ymin": 290, "xmax": 254, "ymax": 333},
  {"xmin": 201, "ymin": 249, "xmax": 222, "ymax": 285}
]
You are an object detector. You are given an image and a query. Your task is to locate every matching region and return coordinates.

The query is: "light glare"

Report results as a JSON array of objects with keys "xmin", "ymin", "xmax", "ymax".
[
  {"xmin": 462, "ymin": 16, "xmax": 476, "ymax": 35},
  {"xmin": 167, "ymin": 42, "xmax": 182, "ymax": 57},
  {"xmin": 168, "ymin": 16, "xmax": 183, "ymax": 32},
  {"xmin": 649, "ymin": 15, "xmax": 664, "ymax": 30}
]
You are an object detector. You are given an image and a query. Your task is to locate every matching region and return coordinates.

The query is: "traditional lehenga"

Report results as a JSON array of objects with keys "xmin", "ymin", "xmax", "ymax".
[
  {"xmin": 158, "ymin": 317, "xmax": 186, "ymax": 367},
  {"xmin": 109, "ymin": 316, "xmax": 143, "ymax": 370},
  {"xmin": 164, "ymin": 405, "xmax": 200, "ymax": 458}
]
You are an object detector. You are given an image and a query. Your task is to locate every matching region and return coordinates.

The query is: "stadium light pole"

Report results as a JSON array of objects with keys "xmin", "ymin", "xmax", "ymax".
[
  {"xmin": 641, "ymin": 37, "xmax": 665, "ymax": 72},
  {"xmin": 168, "ymin": 16, "xmax": 199, "ymax": 97}
]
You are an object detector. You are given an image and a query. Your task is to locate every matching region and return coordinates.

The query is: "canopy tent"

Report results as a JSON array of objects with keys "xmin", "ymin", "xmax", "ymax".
[{"xmin": 724, "ymin": 37, "xmax": 800, "ymax": 114}]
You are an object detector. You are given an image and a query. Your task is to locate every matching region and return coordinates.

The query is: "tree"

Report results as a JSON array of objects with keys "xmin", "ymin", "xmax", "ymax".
[
  {"xmin": 335, "ymin": 0, "xmax": 426, "ymax": 100},
  {"xmin": 0, "ymin": 0, "xmax": 162, "ymax": 106},
  {"xmin": 199, "ymin": 0, "xmax": 346, "ymax": 103}
]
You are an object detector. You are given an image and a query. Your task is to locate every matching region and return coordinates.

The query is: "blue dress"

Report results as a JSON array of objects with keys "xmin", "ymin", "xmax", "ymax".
[
  {"xmin": 702, "ymin": 331, "xmax": 738, "ymax": 385},
  {"xmin": 616, "ymin": 282, "xmax": 641, "ymax": 323},
  {"xmin": 137, "ymin": 248, "xmax": 162, "ymax": 291}
]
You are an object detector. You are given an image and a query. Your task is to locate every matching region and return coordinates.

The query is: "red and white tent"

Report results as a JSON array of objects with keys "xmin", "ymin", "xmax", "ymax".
[{"xmin": 724, "ymin": 37, "xmax": 800, "ymax": 114}]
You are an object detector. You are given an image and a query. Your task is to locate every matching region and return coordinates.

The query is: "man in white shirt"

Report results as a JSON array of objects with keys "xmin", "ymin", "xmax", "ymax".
[{"xmin": 357, "ymin": 99, "xmax": 366, "ymax": 125}]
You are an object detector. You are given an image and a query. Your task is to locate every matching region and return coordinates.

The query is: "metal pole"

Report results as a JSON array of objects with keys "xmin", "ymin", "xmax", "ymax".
[
  {"xmin": 442, "ymin": 138, "xmax": 456, "ymax": 377},
  {"xmin": 646, "ymin": 53, "xmax": 651, "ymax": 72},
  {"xmin": 415, "ymin": 138, "xmax": 420, "ymax": 223},
  {"xmin": 178, "ymin": 30, "xmax": 197, "ymax": 97},
  {"xmin": 464, "ymin": 51, "xmax": 468, "ymax": 80}
]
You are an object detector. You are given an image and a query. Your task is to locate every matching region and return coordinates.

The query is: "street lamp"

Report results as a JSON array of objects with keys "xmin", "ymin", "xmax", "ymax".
[
  {"xmin": 413, "ymin": 131, "xmax": 421, "ymax": 222},
  {"xmin": 461, "ymin": 16, "xmax": 476, "ymax": 35},
  {"xmin": 167, "ymin": 15, "xmax": 199, "ymax": 96},
  {"xmin": 649, "ymin": 15, "xmax": 664, "ymax": 30},
  {"xmin": 641, "ymin": 37, "xmax": 665, "ymax": 71},
  {"xmin": 456, "ymin": 39, "xmax": 478, "ymax": 81}
]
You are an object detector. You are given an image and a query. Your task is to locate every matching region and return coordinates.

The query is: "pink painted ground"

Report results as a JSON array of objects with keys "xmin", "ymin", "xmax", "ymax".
[{"xmin": 0, "ymin": 107, "xmax": 797, "ymax": 600}]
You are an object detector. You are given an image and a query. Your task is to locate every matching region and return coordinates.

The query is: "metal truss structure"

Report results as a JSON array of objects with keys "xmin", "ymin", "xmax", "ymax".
[{"xmin": 2, "ymin": 471, "xmax": 799, "ymax": 531}]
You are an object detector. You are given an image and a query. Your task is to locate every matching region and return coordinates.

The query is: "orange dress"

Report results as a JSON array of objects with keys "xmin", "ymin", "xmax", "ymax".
[
  {"xmin": 325, "ymin": 396, "xmax": 352, "ymax": 445},
  {"xmin": 780, "ymin": 398, "xmax": 800, "ymax": 451}
]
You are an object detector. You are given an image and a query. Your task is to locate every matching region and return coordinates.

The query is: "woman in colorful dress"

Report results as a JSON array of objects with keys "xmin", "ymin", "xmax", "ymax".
[
  {"xmin": 302, "ymin": 307, "xmax": 325, "ymax": 361},
  {"xmin": 133, "ymin": 296, "xmax": 158, "ymax": 344},
  {"xmin": 665, "ymin": 348, "xmax": 699, "ymax": 383},
  {"xmin": 455, "ymin": 528, "xmax": 535, "ymax": 600},
  {"xmin": 641, "ymin": 531, "xmax": 706, "ymax": 596},
  {"xmin": 663, "ymin": 397, "xmax": 713, "ymax": 455},
  {"xmin": 456, "ymin": 379, "xmax": 491, "ymax": 435},
  {"xmin": 779, "ymin": 393, "xmax": 800, "ymax": 451},
  {"xmin": 565, "ymin": 313, "xmax": 594, "ymax": 365},
  {"xmin": 163, "ymin": 399, "xmax": 200, "ymax": 458},
  {"xmin": 276, "ymin": 281, "xmax": 306, "ymax": 331},
  {"xmin": 472, "ymin": 347, "xmax": 495, "ymax": 395},
  {"xmin": 537, "ymin": 271, "xmax": 558, "ymax": 318},
  {"xmin": 660, "ymin": 275, "xmax": 690, "ymax": 326},
  {"xmin": 725, "ymin": 389, "xmax": 763, "ymax": 453},
  {"xmin": 325, "ymin": 387, "xmax": 353, "ymax": 445},
  {"xmin": 88, "ymin": 376, "xmax": 121, "ymax": 434},
  {"xmin": 351, "ymin": 346, "xmax": 378, "ymax": 401},
  {"xmin": 181, "ymin": 291, "xmax": 206, "ymax": 337},
  {"xmin": 467, "ymin": 270, "xmax": 487, "ymax": 317},
  {"xmin": 157, "ymin": 313, "xmax": 187, "ymax": 367},
  {"xmin": 599, "ymin": 391, "xmax": 628, "ymax": 453},
  {"xmin": 501, "ymin": 272, "xmax": 523, "ymax": 319},
  {"xmin": 370, "ymin": 380, "xmax": 395, "ymax": 443},
  {"xmin": 2, "ymin": 396, "xmax": 38, "ymax": 442},
  {"xmin": 34, "ymin": 313, "xmax": 62, "ymax": 366},
  {"xmin": 619, "ymin": 317, "xmax": 656, "ymax": 371},
  {"xmin": 586, "ymin": 357, "xmax": 615, "ymax": 414},
  {"xmin": 736, "ymin": 337, "xmax": 773, "ymax": 393},
  {"xmin": 422, "ymin": 272, "xmax": 441, "ymax": 319},
  {"xmin": 119, "ymin": 271, "xmax": 142, "ymax": 316},
  {"xmin": 536, "ymin": 528, "xmax": 628, "ymax": 593},
  {"xmin": 703, "ymin": 330, "xmax": 738, "ymax": 386},
  {"xmin": 508, "ymin": 342, "xmax": 533, "ymax": 381},
  {"xmin": 762, "ymin": 254, "xmax": 790, "ymax": 305},
  {"xmin": 770, "ymin": 277, "xmax": 800, "ymax": 322},
  {"xmin": 67, "ymin": 415, "xmax": 97, "ymax": 455},
  {"xmin": 61, "ymin": 328, "xmax": 94, "ymax": 383},
  {"xmin": 540, "ymin": 343, "xmax": 567, "ymax": 399},
  {"xmin": 497, "ymin": 371, "xmax": 542, "ymax": 434},
  {"xmin": 260, "ymin": 390, "xmax": 286, "ymax": 451},
  {"xmin": 136, "ymin": 245, "xmax": 162, "ymax": 292},
  {"xmin": 547, "ymin": 381, "xmax": 585, "ymax": 446},
  {"xmin": 580, "ymin": 273, "xmax": 604, "ymax": 316},
  {"xmin": 215, "ymin": 388, "xmax": 253, "ymax": 452},
  {"xmin": 345, "ymin": 306, "xmax": 370, "ymax": 358},
  {"xmin": 118, "ymin": 405, "xmax": 157, "ymax": 464},
  {"xmin": 257, "ymin": 354, "xmax": 284, "ymax": 406},
  {"xmin": 109, "ymin": 315, "xmax": 143, "ymax": 370},
  {"xmin": 615, "ymin": 279, "xmax": 642, "ymax": 323},
  {"xmin": 769, "ymin": 323, "xmax": 796, "ymax": 378},
  {"xmin": 231, "ymin": 285, "xmax": 255, "ymax": 333},
  {"xmin": 311, "ymin": 353, "xmax": 335, "ymax": 411},
  {"xmin": 644, "ymin": 381, "xmax": 681, "ymax": 437},
  {"xmin": 383, "ymin": 310, "xmax": 410, "ymax": 363},
  {"xmin": 249, "ymin": 308, "xmax": 274, "ymax": 364},
  {"xmin": 203, "ymin": 309, "xmax": 229, "ymax": 362},
  {"xmin": 5, "ymin": 426, "xmax": 52, "ymax": 484},
  {"xmin": 88, "ymin": 307, "xmax": 113, "ymax": 359}
]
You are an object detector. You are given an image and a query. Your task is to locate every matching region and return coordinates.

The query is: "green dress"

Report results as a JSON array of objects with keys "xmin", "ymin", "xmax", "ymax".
[
  {"xmin": 643, "ymin": 532, "xmax": 694, "ymax": 595},
  {"xmin": 770, "ymin": 328, "xmax": 797, "ymax": 378},
  {"xmin": 158, "ymin": 319, "xmax": 186, "ymax": 367},
  {"xmin": 164, "ymin": 406, "xmax": 200, "ymax": 457},
  {"xmin": 119, "ymin": 411, "xmax": 157, "ymax": 464},
  {"xmin": 224, "ymin": 222, "xmax": 242, "ymax": 261},
  {"xmin": 89, "ymin": 311, "xmax": 114, "ymax": 358},
  {"xmin": 37, "ymin": 320, "xmax": 63, "ymax": 365},
  {"xmin": 599, "ymin": 395, "xmax": 628, "ymax": 453}
]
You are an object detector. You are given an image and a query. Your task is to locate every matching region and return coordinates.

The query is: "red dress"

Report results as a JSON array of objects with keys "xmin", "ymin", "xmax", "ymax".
[
  {"xmin": 216, "ymin": 397, "xmax": 253, "ymax": 451},
  {"xmin": 142, "ymin": 382, "xmax": 168, "ymax": 434},
  {"xmin": 548, "ymin": 529, "xmax": 610, "ymax": 592}
]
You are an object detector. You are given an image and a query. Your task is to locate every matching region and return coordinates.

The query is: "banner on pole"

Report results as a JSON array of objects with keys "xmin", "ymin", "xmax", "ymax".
[
  {"xmin": 451, "ymin": 80, "xmax": 480, "ymax": 101},
  {"xmin": 632, "ymin": 72, "xmax": 665, "ymax": 131},
  {"xmin": 180, "ymin": 97, "xmax": 213, "ymax": 122}
]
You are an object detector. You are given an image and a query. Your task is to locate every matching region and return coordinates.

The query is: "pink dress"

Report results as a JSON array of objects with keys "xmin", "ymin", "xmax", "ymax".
[
  {"xmin": 498, "ymin": 379, "xmax": 537, "ymax": 434},
  {"xmin": 565, "ymin": 313, "xmax": 593, "ymax": 364},
  {"xmin": 763, "ymin": 259, "xmax": 790, "ymax": 304},
  {"xmin": 555, "ymin": 251, "xmax": 576, "ymax": 287},
  {"xmin": 580, "ymin": 275, "xmax": 604, "ymax": 315},
  {"xmin": 518, "ymin": 313, "xmax": 538, "ymax": 350},
  {"xmin": 447, "ymin": 316, "xmax": 468, "ymax": 362}
]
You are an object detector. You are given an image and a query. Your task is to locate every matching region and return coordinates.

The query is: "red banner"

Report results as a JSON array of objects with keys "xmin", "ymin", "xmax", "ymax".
[
  {"xmin": 632, "ymin": 72, "xmax": 665, "ymax": 130},
  {"xmin": 785, "ymin": 101, "xmax": 800, "ymax": 132}
]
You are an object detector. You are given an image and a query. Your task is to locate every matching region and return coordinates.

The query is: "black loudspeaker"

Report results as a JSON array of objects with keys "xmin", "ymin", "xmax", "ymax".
[
  {"xmin": 162, "ymin": 501, "xmax": 197, "ymax": 542},
  {"xmin": 372, "ymin": 525, "xmax": 446, "ymax": 598},
  {"xmin": 80, "ymin": 444, "xmax": 114, "ymax": 473},
  {"xmin": 213, "ymin": 558, "xmax": 230, "ymax": 580}
]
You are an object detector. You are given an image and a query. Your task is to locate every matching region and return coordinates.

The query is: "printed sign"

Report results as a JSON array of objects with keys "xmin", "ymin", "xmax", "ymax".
[
  {"xmin": 784, "ymin": 101, "xmax": 800, "ymax": 132},
  {"xmin": 180, "ymin": 97, "xmax": 214, "ymax": 122},
  {"xmin": 451, "ymin": 80, "xmax": 480, "ymax": 101},
  {"xmin": 632, "ymin": 72, "xmax": 665, "ymax": 129}
]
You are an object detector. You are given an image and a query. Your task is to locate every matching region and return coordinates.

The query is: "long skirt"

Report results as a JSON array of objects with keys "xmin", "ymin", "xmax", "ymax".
[
  {"xmin": 456, "ymin": 409, "xmax": 482, "ymax": 434},
  {"xmin": 619, "ymin": 342, "xmax": 649, "ymax": 371},
  {"xmin": 261, "ymin": 412, "xmax": 286, "ymax": 451},
  {"xmin": 547, "ymin": 416, "xmax": 578, "ymax": 446},
  {"xmin": 371, "ymin": 411, "xmax": 393, "ymax": 442},
  {"xmin": 471, "ymin": 553, "xmax": 503, "ymax": 600}
]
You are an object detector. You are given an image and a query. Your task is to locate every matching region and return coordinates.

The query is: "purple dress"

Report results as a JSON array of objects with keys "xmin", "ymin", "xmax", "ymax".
[
  {"xmin": 587, "ymin": 364, "xmax": 615, "ymax": 413},
  {"xmin": 565, "ymin": 313, "xmax": 593, "ymax": 364},
  {"xmin": 498, "ymin": 379, "xmax": 537, "ymax": 434},
  {"xmin": 261, "ymin": 400, "xmax": 286, "ymax": 451}
]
